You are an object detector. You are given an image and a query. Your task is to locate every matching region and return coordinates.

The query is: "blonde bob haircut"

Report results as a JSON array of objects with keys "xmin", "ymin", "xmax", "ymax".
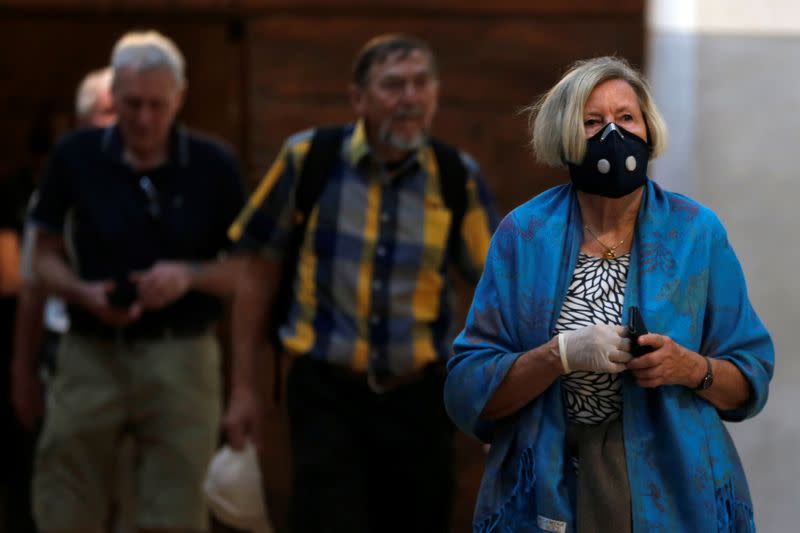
[{"xmin": 527, "ymin": 56, "xmax": 668, "ymax": 168}]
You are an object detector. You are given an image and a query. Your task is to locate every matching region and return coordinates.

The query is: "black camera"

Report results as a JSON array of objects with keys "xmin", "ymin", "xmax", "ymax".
[{"xmin": 108, "ymin": 277, "xmax": 138, "ymax": 308}]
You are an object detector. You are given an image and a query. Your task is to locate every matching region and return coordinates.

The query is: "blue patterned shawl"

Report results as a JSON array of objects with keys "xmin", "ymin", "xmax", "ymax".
[{"xmin": 445, "ymin": 180, "xmax": 774, "ymax": 533}]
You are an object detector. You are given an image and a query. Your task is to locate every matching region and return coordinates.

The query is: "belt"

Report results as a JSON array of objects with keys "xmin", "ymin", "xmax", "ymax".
[
  {"xmin": 72, "ymin": 322, "xmax": 211, "ymax": 343},
  {"xmin": 301, "ymin": 356, "xmax": 446, "ymax": 394}
]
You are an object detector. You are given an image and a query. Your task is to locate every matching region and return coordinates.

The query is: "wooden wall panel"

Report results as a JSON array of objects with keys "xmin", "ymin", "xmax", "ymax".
[
  {"xmin": 1, "ymin": 0, "xmax": 641, "ymax": 15},
  {"xmin": 0, "ymin": 0, "xmax": 235, "ymax": 12},
  {"xmin": 248, "ymin": 14, "xmax": 643, "ymax": 212},
  {"xmin": 0, "ymin": 15, "xmax": 244, "ymax": 178},
  {"xmin": 250, "ymin": 16, "xmax": 643, "ymax": 104},
  {"xmin": 239, "ymin": 0, "xmax": 643, "ymax": 13}
]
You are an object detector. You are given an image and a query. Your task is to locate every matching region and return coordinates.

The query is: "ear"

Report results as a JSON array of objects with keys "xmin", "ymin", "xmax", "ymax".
[{"xmin": 349, "ymin": 83, "xmax": 365, "ymax": 116}]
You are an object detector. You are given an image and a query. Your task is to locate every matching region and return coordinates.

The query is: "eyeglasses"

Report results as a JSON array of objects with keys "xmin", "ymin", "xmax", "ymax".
[{"xmin": 138, "ymin": 176, "xmax": 161, "ymax": 220}]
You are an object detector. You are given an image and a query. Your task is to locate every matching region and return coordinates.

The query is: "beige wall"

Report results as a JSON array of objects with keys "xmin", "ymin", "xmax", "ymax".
[
  {"xmin": 647, "ymin": 2, "xmax": 800, "ymax": 531},
  {"xmin": 650, "ymin": 0, "xmax": 800, "ymax": 34}
]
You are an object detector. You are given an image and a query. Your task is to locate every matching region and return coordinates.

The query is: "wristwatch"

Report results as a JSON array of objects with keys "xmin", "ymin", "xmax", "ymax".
[{"xmin": 694, "ymin": 356, "xmax": 714, "ymax": 391}]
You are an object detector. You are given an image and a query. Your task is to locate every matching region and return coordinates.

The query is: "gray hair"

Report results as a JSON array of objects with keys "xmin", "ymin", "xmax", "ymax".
[
  {"xmin": 75, "ymin": 67, "xmax": 112, "ymax": 120},
  {"xmin": 526, "ymin": 56, "xmax": 668, "ymax": 168},
  {"xmin": 352, "ymin": 33, "xmax": 437, "ymax": 87},
  {"xmin": 111, "ymin": 30, "xmax": 185, "ymax": 88}
]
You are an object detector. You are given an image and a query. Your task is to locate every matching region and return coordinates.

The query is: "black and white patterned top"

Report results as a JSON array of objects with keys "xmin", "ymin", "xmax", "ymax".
[{"xmin": 555, "ymin": 253, "xmax": 630, "ymax": 425}]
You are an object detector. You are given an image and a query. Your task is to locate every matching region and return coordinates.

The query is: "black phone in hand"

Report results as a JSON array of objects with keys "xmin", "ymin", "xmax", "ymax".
[
  {"xmin": 108, "ymin": 277, "xmax": 138, "ymax": 308},
  {"xmin": 628, "ymin": 306, "xmax": 654, "ymax": 357}
]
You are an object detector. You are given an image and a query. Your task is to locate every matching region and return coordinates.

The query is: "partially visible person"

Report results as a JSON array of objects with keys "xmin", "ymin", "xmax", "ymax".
[
  {"xmin": 444, "ymin": 57, "xmax": 774, "ymax": 532},
  {"xmin": 75, "ymin": 67, "xmax": 117, "ymax": 128},
  {"xmin": 29, "ymin": 30, "xmax": 245, "ymax": 533},
  {"xmin": 1, "ymin": 112, "xmax": 66, "ymax": 533},
  {"xmin": 13, "ymin": 66, "xmax": 116, "ymax": 433},
  {"xmin": 224, "ymin": 33, "xmax": 498, "ymax": 533},
  {"xmin": 0, "ymin": 215, "xmax": 21, "ymax": 299},
  {"xmin": 12, "ymin": 66, "xmax": 123, "ymax": 533},
  {"xmin": 0, "ymin": 162, "xmax": 28, "ymax": 531}
]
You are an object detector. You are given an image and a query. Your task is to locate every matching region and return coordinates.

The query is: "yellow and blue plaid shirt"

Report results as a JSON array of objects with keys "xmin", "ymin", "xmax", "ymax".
[{"xmin": 229, "ymin": 121, "xmax": 498, "ymax": 375}]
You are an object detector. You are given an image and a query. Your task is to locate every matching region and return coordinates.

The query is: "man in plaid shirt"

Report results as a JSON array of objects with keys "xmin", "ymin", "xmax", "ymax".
[{"xmin": 225, "ymin": 33, "xmax": 498, "ymax": 533}]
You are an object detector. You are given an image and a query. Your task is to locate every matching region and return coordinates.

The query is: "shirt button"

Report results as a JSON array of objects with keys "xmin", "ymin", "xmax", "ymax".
[
  {"xmin": 376, "ymin": 246, "xmax": 386, "ymax": 257},
  {"xmin": 370, "ymin": 315, "xmax": 381, "ymax": 325},
  {"xmin": 372, "ymin": 280, "xmax": 383, "ymax": 291},
  {"xmin": 380, "ymin": 212, "xmax": 390, "ymax": 223}
]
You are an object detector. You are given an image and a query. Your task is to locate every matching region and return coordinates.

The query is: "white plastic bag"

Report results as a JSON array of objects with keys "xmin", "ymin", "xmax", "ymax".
[{"xmin": 203, "ymin": 440, "xmax": 274, "ymax": 533}]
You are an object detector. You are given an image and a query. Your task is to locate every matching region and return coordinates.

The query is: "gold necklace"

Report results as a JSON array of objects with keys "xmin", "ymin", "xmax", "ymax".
[{"xmin": 584, "ymin": 225, "xmax": 627, "ymax": 260}]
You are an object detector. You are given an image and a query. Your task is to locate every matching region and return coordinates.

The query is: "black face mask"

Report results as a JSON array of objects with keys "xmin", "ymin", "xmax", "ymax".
[{"xmin": 567, "ymin": 123, "xmax": 649, "ymax": 198}]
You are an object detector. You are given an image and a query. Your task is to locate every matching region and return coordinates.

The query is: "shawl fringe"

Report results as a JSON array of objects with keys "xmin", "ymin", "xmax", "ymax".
[
  {"xmin": 716, "ymin": 478, "xmax": 755, "ymax": 533},
  {"xmin": 474, "ymin": 445, "xmax": 536, "ymax": 533}
]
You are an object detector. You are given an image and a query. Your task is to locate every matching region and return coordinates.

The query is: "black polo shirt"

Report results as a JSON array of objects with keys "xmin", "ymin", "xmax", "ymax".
[{"xmin": 31, "ymin": 125, "xmax": 245, "ymax": 335}]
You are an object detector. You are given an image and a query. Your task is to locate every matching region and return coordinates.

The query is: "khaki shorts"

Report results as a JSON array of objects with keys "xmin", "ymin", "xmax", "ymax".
[{"xmin": 33, "ymin": 332, "xmax": 222, "ymax": 531}]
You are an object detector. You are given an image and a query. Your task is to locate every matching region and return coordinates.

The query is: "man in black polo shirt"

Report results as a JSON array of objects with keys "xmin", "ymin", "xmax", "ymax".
[{"xmin": 29, "ymin": 30, "xmax": 245, "ymax": 533}]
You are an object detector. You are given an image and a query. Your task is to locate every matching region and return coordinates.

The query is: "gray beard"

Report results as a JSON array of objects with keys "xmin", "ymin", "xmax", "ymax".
[
  {"xmin": 382, "ymin": 131, "xmax": 426, "ymax": 151},
  {"xmin": 378, "ymin": 118, "xmax": 428, "ymax": 152}
]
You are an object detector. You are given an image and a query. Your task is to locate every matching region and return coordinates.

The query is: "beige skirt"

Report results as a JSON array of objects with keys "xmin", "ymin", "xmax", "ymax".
[{"xmin": 565, "ymin": 418, "xmax": 632, "ymax": 533}]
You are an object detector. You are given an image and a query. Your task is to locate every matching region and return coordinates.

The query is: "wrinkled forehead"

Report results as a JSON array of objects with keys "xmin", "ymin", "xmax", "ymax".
[
  {"xmin": 112, "ymin": 66, "xmax": 182, "ymax": 95},
  {"xmin": 583, "ymin": 78, "xmax": 642, "ymax": 111},
  {"xmin": 367, "ymin": 48, "xmax": 436, "ymax": 81}
]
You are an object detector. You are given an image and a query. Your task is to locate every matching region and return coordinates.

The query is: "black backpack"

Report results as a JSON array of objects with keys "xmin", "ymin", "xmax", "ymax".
[{"xmin": 270, "ymin": 125, "xmax": 468, "ymax": 401}]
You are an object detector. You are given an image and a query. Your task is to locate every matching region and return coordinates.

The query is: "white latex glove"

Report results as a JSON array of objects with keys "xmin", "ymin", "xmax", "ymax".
[{"xmin": 558, "ymin": 324, "xmax": 632, "ymax": 374}]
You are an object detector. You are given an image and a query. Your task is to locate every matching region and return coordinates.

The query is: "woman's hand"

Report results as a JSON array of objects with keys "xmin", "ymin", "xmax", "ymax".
[
  {"xmin": 626, "ymin": 333, "xmax": 705, "ymax": 388},
  {"xmin": 560, "ymin": 324, "xmax": 632, "ymax": 373}
]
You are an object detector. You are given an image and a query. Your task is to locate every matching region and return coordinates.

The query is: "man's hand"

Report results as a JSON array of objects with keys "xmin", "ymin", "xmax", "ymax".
[
  {"xmin": 79, "ymin": 280, "xmax": 141, "ymax": 326},
  {"xmin": 223, "ymin": 385, "xmax": 263, "ymax": 451},
  {"xmin": 131, "ymin": 261, "xmax": 194, "ymax": 310},
  {"xmin": 11, "ymin": 356, "xmax": 43, "ymax": 430}
]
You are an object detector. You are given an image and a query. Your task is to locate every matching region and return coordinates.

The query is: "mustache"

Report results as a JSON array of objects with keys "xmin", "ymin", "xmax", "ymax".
[{"xmin": 392, "ymin": 107, "xmax": 424, "ymax": 120}]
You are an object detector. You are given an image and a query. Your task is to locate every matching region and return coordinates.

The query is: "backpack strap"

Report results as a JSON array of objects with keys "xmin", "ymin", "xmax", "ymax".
[
  {"xmin": 430, "ymin": 137, "xmax": 468, "ymax": 261},
  {"xmin": 294, "ymin": 126, "xmax": 347, "ymax": 224},
  {"xmin": 271, "ymin": 125, "xmax": 345, "ymax": 403},
  {"xmin": 273, "ymin": 125, "xmax": 345, "ymax": 346}
]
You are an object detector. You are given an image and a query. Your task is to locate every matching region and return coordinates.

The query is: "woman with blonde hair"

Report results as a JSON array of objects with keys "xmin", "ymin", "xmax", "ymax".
[{"xmin": 445, "ymin": 57, "xmax": 774, "ymax": 532}]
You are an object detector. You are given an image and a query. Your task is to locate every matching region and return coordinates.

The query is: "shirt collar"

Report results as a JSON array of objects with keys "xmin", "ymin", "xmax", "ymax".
[
  {"xmin": 345, "ymin": 119, "xmax": 372, "ymax": 168},
  {"xmin": 100, "ymin": 123, "xmax": 190, "ymax": 169},
  {"xmin": 345, "ymin": 119, "xmax": 429, "ymax": 179}
]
